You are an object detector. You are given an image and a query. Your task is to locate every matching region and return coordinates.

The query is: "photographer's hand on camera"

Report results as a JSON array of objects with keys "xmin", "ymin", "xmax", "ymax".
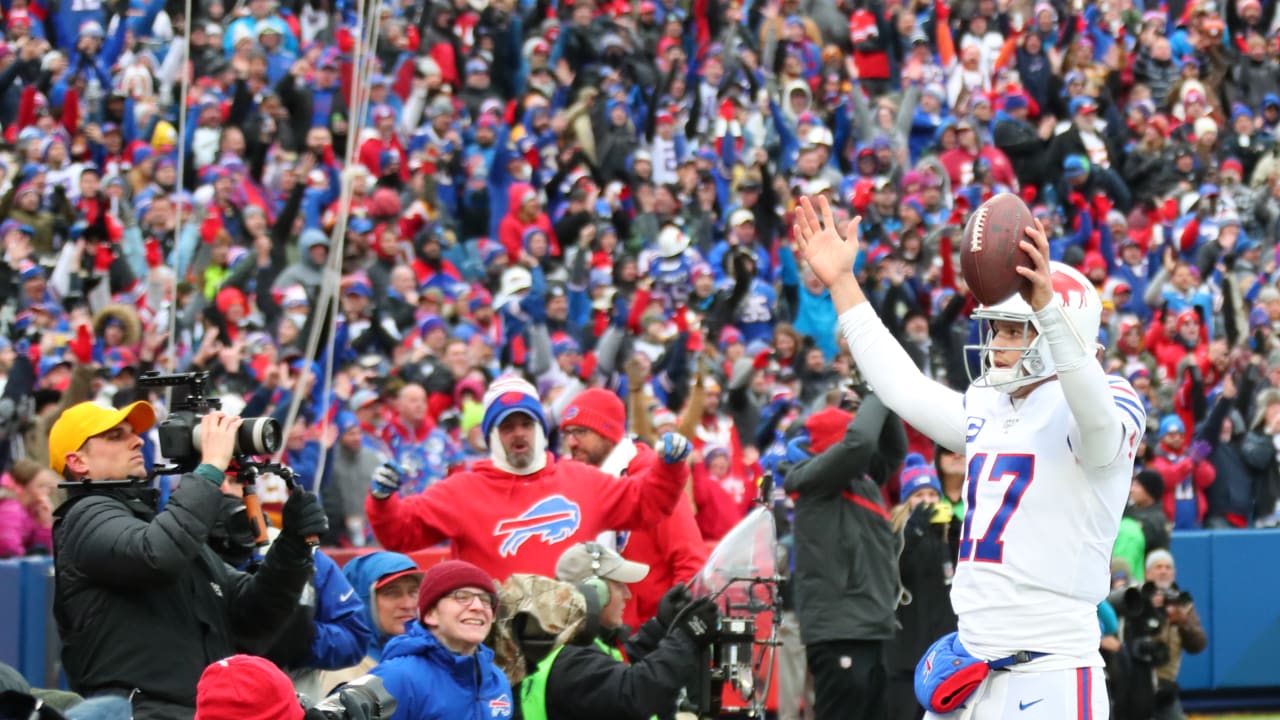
[
  {"xmin": 282, "ymin": 489, "xmax": 329, "ymax": 543},
  {"xmin": 200, "ymin": 411, "xmax": 244, "ymax": 474},
  {"xmin": 656, "ymin": 584, "xmax": 694, "ymax": 629},
  {"xmin": 671, "ymin": 597, "xmax": 719, "ymax": 648}
]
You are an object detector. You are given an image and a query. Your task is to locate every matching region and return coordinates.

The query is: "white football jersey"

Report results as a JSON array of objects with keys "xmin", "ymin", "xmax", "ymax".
[{"xmin": 952, "ymin": 377, "xmax": 1145, "ymax": 670}]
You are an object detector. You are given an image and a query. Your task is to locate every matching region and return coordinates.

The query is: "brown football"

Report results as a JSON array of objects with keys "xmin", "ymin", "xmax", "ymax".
[{"xmin": 959, "ymin": 192, "xmax": 1036, "ymax": 306}]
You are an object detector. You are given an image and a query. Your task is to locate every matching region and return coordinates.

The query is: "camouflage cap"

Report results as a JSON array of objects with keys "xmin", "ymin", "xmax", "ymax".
[{"xmin": 491, "ymin": 574, "xmax": 589, "ymax": 685}]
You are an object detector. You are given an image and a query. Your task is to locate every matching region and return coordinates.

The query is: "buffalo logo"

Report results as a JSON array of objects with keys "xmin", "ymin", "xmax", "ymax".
[
  {"xmin": 489, "ymin": 694, "xmax": 512, "ymax": 718},
  {"xmin": 494, "ymin": 495, "xmax": 582, "ymax": 557},
  {"xmin": 1051, "ymin": 270, "xmax": 1090, "ymax": 309},
  {"xmin": 499, "ymin": 391, "xmax": 529, "ymax": 406},
  {"xmin": 564, "ymin": 406, "xmax": 580, "ymax": 420}
]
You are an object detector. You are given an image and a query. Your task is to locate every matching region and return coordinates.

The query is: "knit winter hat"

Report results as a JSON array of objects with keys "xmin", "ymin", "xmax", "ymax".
[
  {"xmin": 1135, "ymin": 469, "xmax": 1165, "ymax": 503},
  {"xmin": 561, "ymin": 388, "xmax": 626, "ymax": 444},
  {"xmin": 652, "ymin": 406, "xmax": 677, "ymax": 429},
  {"xmin": 803, "ymin": 407, "xmax": 854, "ymax": 454},
  {"xmin": 418, "ymin": 560, "xmax": 498, "ymax": 620},
  {"xmin": 194, "ymin": 655, "xmax": 303, "ymax": 720},
  {"xmin": 898, "ymin": 453, "xmax": 943, "ymax": 503},
  {"xmin": 1158, "ymin": 414, "xmax": 1185, "ymax": 437},
  {"xmin": 481, "ymin": 376, "xmax": 548, "ymax": 443},
  {"xmin": 1145, "ymin": 548, "xmax": 1175, "ymax": 571}
]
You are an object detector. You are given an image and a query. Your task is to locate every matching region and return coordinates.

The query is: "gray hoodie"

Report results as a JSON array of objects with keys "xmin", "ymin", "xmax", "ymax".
[{"xmin": 272, "ymin": 228, "xmax": 330, "ymax": 293}]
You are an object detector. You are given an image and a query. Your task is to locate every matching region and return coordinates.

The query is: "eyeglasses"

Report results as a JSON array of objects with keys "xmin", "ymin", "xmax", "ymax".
[
  {"xmin": 446, "ymin": 590, "xmax": 494, "ymax": 608},
  {"xmin": 560, "ymin": 427, "xmax": 593, "ymax": 438}
]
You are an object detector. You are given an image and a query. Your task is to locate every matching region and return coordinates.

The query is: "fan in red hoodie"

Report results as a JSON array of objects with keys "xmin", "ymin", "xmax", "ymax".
[
  {"xmin": 366, "ymin": 376, "xmax": 693, "ymax": 582},
  {"xmin": 357, "ymin": 105, "xmax": 410, "ymax": 181},
  {"xmin": 559, "ymin": 388, "xmax": 707, "ymax": 628},
  {"xmin": 497, "ymin": 183, "xmax": 558, "ymax": 262}
]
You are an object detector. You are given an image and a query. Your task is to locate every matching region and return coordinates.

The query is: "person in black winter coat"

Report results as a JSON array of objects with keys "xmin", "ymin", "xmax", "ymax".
[
  {"xmin": 884, "ymin": 455, "xmax": 959, "ymax": 720},
  {"xmin": 992, "ymin": 97, "xmax": 1049, "ymax": 190},
  {"xmin": 50, "ymin": 402, "xmax": 328, "ymax": 720},
  {"xmin": 1124, "ymin": 470, "xmax": 1171, "ymax": 554},
  {"xmin": 1194, "ymin": 374, "xmax": 1258, "ymax": 528},
  {"xmin": 518, "ymin": 542, "xmax": 719, "ymax": 720},
  {"xmin": 782, "ymin": 392, "xmax": 907, "ymax": 720}
]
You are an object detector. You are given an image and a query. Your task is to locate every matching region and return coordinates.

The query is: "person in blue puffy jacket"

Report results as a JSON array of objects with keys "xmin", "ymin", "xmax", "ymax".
[
  {"xmin": 370, "ymin": 560, "xmax": 512, "ymax": 720},
  {"xmin": 316, "ymin": 551, "xmax": 423, "ymax": 695},
  {"xmin": 343, "ymin": 552, "xmax": 424, "ymax": 663}
]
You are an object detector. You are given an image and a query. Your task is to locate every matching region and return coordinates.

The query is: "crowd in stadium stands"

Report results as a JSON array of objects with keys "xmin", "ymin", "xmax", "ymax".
[{"xmin": 0, "ymin": 0, "xmax": 1274, "ymax": 714}]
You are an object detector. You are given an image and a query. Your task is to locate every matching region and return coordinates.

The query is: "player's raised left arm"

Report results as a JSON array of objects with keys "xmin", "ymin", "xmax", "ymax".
[{"xmin": 1016, "ymin": 223, "xmax": 1145, "ymax": 468}]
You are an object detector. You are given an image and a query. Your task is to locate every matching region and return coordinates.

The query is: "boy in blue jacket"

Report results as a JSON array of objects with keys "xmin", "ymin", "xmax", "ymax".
[{"xmin": 371, "ymin": 561, "xmax": 512, "ymax": 720}]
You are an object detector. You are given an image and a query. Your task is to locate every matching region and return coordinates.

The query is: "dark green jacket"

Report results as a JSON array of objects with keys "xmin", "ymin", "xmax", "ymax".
[{"xmin": 783, "ymin": 394, "xmax": 907, "ymax": 645}]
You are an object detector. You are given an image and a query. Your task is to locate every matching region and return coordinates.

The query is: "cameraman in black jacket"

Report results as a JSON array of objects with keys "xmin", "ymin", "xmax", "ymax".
[
  {"xmin": 782, "ymin": 392, "xmax": 907, "ymax": 720},
  {"xmin": 49, "ymin": 400, "xmax": 328, "ymax": 720}
]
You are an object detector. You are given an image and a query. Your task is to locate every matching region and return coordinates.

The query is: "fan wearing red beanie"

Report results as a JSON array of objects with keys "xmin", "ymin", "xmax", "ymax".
[
  {"xmin": 560, "ymin": 388, "xmax": 707, "ymax": 629},
  {"xmin": 369, "ymin": 560, "xmax": 513, "ymax": 720}
]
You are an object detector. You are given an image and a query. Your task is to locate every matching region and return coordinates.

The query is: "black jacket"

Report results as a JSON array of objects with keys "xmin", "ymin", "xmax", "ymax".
[
  {"xmin": 542, "ymin": 619, "xmax": 698, "ymax": 720},
  {"xmin": 886, "ymin": 509, "xmax": 960, "ymax": 675},
  {"xmin": 52, "ymin": 474, "xmax": 313, "ymax": 719},
  {"xmin": 783, "ymin": 394, "xmax": 907, "ymax": 645}
]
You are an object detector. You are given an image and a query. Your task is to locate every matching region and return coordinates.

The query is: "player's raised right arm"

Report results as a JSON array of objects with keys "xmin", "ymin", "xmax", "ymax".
[{"xmin": 794, "ymin": 196, "xmax": 967, "ymax": 452}]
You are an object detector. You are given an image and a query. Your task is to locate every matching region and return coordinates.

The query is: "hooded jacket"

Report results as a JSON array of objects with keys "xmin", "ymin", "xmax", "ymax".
[
  {"xmin": 1196, "ymin": 394, "xmax": 1255, "ymax": 525},
  {"xmin": 343, "ymin": 552, "xmax": 422, "ymax": 662},
  {"xmin": 271, "ymin": 228, "xmax": 329, "ymax": 294},
  {"xmin": 370, "ymin": 621, "xmax": 512, "ymax": 720},
  {"xmin": 366, "ymin": 452, "xmax": 688, "ymax": 582},
  {"xmin": 498, "ymin": 183, "xmax": 557, "ymax": 263}
]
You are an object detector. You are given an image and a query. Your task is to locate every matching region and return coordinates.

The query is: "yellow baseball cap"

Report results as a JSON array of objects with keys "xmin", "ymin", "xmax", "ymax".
[{"xmin": 48, "ymin": 401, "xmax": 157, "ymax": 474}]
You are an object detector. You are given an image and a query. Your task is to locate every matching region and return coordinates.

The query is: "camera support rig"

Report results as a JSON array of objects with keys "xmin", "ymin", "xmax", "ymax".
[{"xmin": 682, "ymin": 479, "xmax": 787, "ymax": 719}]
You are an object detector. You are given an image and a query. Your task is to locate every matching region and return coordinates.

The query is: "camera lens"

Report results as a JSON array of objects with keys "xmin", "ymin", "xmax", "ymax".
[{"xmin": 236, "ymin": 417, "xmax": 282, "ymax": 456}]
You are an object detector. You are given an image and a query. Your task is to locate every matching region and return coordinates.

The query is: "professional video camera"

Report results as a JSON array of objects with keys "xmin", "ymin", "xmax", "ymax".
[
  {"xmin": 1121, "ymin": 583, "xmax": 1173, "ymax": 666},
  {"xmin": 681, "ymin": 502, "xmax": 783, "ymax": 719},
  {"xmin": 304, "ymin": 675, "xmax": 397, "ymax": 720},
  {"xmin": 137, "ymin": 370, "xmax": 282, "ymax": 474}
]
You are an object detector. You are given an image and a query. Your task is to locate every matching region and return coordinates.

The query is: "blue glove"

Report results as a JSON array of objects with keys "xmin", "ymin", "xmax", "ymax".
[
  {"xmin": 370, "ymin": 462, "xmax": 403, "ymax": 500},
  {"xmin": 522, "ymin": 294, "xmax": 547, "ymax": 325},
  {"xmin": 659, "ymin": 432, "xmax": 692, "ymax": 464},
  {"xmin": 611, "ymin": 297, "xmax": 630, "ymax": 328}
]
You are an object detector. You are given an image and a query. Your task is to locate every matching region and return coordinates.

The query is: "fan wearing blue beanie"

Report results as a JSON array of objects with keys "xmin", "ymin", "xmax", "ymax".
[
  {"xmin": 365, "ymin": 375, "xmax": 694, "ymax": 581},
  {"xmin": 898, "ymin": 453, "xmax": 943, "ymax": 506}
]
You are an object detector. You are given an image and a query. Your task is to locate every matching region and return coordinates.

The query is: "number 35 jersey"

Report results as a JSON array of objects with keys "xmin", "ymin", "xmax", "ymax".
[{"xmin": 952, "ymin": 378, "xmax": 1142, "ymax": 670}]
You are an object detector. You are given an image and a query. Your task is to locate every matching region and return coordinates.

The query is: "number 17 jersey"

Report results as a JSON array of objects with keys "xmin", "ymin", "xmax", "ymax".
[{"xmin": 951, "ymin": 378, "xmax": 1141, "ymax": 670}]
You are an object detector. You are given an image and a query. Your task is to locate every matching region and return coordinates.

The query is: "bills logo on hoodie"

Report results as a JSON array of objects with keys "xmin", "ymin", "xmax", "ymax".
[
  {"xmin": 489, "ymin": 694, "xmax": 512, "ymax": 718},
  {"xmin": 494, "ymin": 495, "xmax": 582, "ymax": 557}
]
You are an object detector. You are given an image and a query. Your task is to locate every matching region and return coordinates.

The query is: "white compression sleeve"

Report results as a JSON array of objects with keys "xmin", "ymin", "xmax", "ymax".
[
  {"xmin": 1034, "ymin": 301, "xmax": 1125, "ymax": 468},
  {"xmin": 838, "ymin": 303, "xmax": 968, "ymax": 452}
]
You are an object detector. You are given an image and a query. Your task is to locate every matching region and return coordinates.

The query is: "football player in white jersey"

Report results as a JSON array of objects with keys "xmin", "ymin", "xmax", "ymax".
[{"xmin": 793, "ymin": 195, "xmax": 1144, "ymax": 719}]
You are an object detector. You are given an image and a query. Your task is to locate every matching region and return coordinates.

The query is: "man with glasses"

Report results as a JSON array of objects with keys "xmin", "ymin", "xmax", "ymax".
[
  {"xmin": 370, "ymin": 560, "xmax": 512, "ymax": 720},
  {"xmin": 559, "ymin": 389, "xmax": 706, "ymax": 628},
  {"xmin": 49, "ymin": 401, "xmax": 327, "ymax": 719}
]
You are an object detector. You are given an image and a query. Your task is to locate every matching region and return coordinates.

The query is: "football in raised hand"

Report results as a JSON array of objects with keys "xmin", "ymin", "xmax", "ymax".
[{"xmin": 959, "ymin": 192, "xmax": 1036, "ymax": 306}]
